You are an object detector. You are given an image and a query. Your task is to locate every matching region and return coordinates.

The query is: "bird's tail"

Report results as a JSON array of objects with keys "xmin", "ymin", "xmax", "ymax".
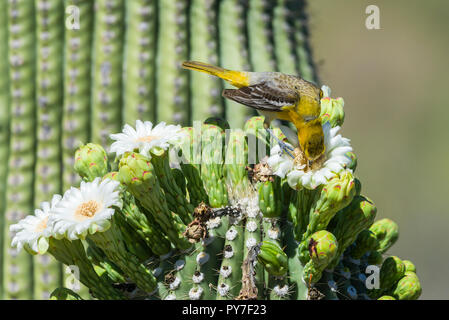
[{"xmin": 182, "ymin": 61, "xmax": 249, "ymax": 88}]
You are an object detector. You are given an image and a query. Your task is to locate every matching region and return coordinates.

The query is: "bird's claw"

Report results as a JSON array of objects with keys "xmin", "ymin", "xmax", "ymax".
[{"xmin": 266, "ymin": 128, "xmax": 295, "ymax": 159}]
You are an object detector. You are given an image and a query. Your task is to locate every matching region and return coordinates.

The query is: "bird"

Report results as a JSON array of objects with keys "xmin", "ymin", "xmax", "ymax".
[{"xmin": 181, "ymin": 60, "xmax": 325, "ymax": 163}]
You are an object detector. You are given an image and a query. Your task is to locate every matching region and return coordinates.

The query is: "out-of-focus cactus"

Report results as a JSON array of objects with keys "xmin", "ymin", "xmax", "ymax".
[
  {"xmin": 3, "ymin": 0, "xmax": 36, "ymax": 299},
  {"xmin": 1, "ymin": 0, "xmax": 421, "ymax": 301},
  {"xmin": 33, "ymin": 0, "xmax": 64, "ymax": 299}
]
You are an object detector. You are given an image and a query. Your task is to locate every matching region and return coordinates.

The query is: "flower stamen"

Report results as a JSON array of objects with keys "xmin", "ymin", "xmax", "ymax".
[
  {"xmin": 75, "ymin": 200, "xmax": 102, "ymax": 221},
  {"xmin": 136, "ymin": 135, "xmax": 160, "ymax": 143},
  {"xmin": 34, "ymin": 217, "xmax": 48, "ymax": 233}
]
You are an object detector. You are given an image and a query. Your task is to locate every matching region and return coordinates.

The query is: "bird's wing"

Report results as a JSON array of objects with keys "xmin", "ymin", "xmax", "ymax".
[{"xmin": 222, "ymin": 81, "xmax": 299, "ymax": 112}]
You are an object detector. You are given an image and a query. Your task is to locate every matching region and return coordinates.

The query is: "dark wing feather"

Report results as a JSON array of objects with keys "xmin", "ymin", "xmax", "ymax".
[{"xmin": 222, "ymin": 82, "xmax": 299, "ymax": 112}]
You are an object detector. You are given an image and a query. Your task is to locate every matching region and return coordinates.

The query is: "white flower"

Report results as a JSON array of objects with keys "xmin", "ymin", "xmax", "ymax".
[
  {"xmin": 10, "ymin": 194, "xmax": 62, "ymax": 255},
  {"xmin": 48, "ymin": 178, "xmax": 122, "ymax": 240},
  {"xmin": 109, "ymin": 120, "xmax": 185, "ymax": 157},
  {"xmin": 267, "ymin": 122, "xmax": 353, "ymax": 190},
  {"xmin": 321, "ymin": 85, "xmax": 331, "ymax": 98}
]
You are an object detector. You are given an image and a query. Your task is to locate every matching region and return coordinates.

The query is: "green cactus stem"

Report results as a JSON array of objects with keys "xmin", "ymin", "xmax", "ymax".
[
  {"xmin": 47, "ymin": 237, "xmax": 124, "ymax": 300},
  {"xmin": 327, "ymin": 195, "xmax": 377, "ymax": 269},
  {"xmin": 156, "ymin": 0, "xmax": 189, "ymax": 125},
  {"xmin": 123, "ymin": 0, "xmax": 156, "ymax": 124},
  {"xmin": 218, "ymin": 0, "xmax": 253, "ymax": 128},
  {"xmin": 91, "ymin": 0, "xmax": 125, "ymax": 149},
  {"xmin": 62, "ymin": 0, "xmax": 94, "ymax": 192},
  {"xmin": 0, "ymin": 0, "xmax": 9, "ymax": 300},
  {"xmin": 33, "ymin": 0, "xmax": 65, "ymax": 299},
  {"xmin": 188, "ymin": 0, "xmax": 223, "ymax": 122},
  {"xmin": 3, "ymin": 0, "xmax": 36, "ymax": 299},
  {"xmin": 150, "ymin": 148, "xmax": 194, "ymax": 224},
  {"xmin": 118, "ymin": 152, "xmax": 191, "ymax": 250}
]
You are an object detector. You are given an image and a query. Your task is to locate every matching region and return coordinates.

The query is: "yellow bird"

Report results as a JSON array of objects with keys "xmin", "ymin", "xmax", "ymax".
[{"xmin": 181, "ymin": 61, "xmax": 325, "ymax": 162}]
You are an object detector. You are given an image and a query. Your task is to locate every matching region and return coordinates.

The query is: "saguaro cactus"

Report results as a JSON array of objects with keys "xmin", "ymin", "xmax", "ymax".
[
  {"xmin": 1, "ymin": 0, "xmax": 421, "ymax": 300},
  {"xmin": 11, "ymin": 103, "xmax": 422, "ymax": 300}
]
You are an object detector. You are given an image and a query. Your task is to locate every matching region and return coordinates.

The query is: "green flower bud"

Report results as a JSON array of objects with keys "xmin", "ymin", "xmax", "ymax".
[
  {"xmin": 257, "ymin": 240, "xmax": 288, "ymax": 277},
  {"xmin": 345, "ymin": 151, "xmax": 357, "ymax": 171},
  {"xmin": 309, "ymin": 170, "xmax": 356, "ymax": 230},
  {"xmin": 369, "ymin": 219, "xmax": 399, "ymax": 254},
  {"xmin": 303, "ymin": 231, "xmax": 338, "ymax": 284},
  {"xmin": 204, "ymin": 117, "xmax": 230, "ymax": 131},
  {"xmin": 367, "ymin": 250, "xmax": 383, "ymax": 265},
  {"xmin": 102, "ymin": 171, "xmax": 120, "ymax": 182},
  {"xmin": 320, "ymin": 96, "xmax": 345, "ymax": 127},
  {"xmin": 327, "ymin": 195, "xmax": 377, "ymax": 268},
  {"xmin": 258, "ymin": 177, "xmax": 283, "ymax": 218},
  {"xmin": 378, "ymin": 295, "xmax": 396, "ymax": 300},
  {"xmin": 380, "ymin": 256, "xmax": 406, "ymax": 290},
  {"xmin": 402, "ymin": 260, "xmax": 417, "ymax": 273},
  {"xmin": 74, "ymin": 143, "xmax": 109, "ymax": 181},
  {"xmin": 298, "ymin": 170, "xmax": 356, "ymax": 263},
  {"xmin": 351, "ymin": 230, "xmax": 380, "ymax": 259},
  {"xmin": 118, "ymin": 152, "xmax": 191, "ymax": 250},
  {"xmin": 392, "ymin": 271, "xmax": 422, "ymax": 300}
]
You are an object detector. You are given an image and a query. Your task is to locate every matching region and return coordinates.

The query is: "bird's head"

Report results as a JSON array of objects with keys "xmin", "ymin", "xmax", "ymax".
[{"xmin": 298, "ymin": 119, "xmax": 325, "ymax": 162}]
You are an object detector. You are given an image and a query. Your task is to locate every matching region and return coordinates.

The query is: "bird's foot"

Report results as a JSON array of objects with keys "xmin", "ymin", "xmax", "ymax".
[{"xmin": 266, "ymin": 128, "xmax": 295, "ymax": 159}]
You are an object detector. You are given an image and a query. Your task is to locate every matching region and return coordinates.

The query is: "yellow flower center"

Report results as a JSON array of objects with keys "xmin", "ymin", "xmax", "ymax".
[
  {"xmin": 35, "ymin": 217, "xmax": 48, "ymax": 233},
  {"xmin": 75, "ymin": 200, "xmax": 101, "ymax": 221},
  {"xmin": 293, "ymin": 147, "xmax": 325, "ymax": 172},
  {"xmin": 136, "ymin": 135, "xmax": 159, "ymax": 143}
]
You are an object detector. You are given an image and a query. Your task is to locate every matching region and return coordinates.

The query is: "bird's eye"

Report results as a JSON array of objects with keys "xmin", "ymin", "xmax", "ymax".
[{"xmin": 319, "ymin": 90, "xmax": 323, "ymax": 99}]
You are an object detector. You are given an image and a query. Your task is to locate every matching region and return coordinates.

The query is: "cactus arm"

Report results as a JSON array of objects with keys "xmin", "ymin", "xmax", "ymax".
[
  {"xmin": 90, "ymin": 0, "xmax": 125, "ymax": 150},
  {"xmin": 218, "ymin": 0, "xmax": 254, "ymax": 128},
  {"xmin": 0, "ymin": 0, "xmax": 9, "ymax": 300},
  {"xmin": 247, "ymin": 0, "xmax": 275, "ymax": 72},
  {"xmin": 33, "ymin": 0, "xmax": 65, "ymax": 299},
  {"xmin": 156, "ymin": 0, "xmax": 189, "ymax": 125},
  {"xmin": 2, "ymin": 0, "xmax": 36, "ymax": 299},
  {"xmin": 288, "ymin": 0, "xmax": 319, "ymax": 83},
  {"xmin": 189, "ymin": 0, "xmax": 223, "ymax": 122},
  {"xmin": 62, "ymin": 0, "xmax": 94, "ymax": 191},
  {"xmin": 123, "ymin": 0, "xmax": 156, "ymax": 124},
  {"xmin": 272, "ymin": 0, "xmax": 297, "ymax": 75}
]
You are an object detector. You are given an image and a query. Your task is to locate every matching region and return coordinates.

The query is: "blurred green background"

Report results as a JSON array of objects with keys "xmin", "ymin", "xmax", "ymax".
[{"xmin": 308, "ymin": 0, "xmax": 449, "ymax": 299}]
